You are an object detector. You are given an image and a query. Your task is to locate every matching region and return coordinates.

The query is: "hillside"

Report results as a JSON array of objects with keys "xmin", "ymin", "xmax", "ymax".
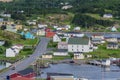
[{"xmin": 0, "ymin": 0, "xmax": 120, "ymax": 28}]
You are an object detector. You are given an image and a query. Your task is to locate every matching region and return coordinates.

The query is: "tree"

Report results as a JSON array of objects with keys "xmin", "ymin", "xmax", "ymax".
[{"xmin": 3, "ymin": 40, "xmax": 12, "ymax": 47}]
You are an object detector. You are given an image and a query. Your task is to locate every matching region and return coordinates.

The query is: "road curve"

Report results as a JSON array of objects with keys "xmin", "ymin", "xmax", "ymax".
[{"xmin": 0, "ymin": 37, "xmax": 50, "ymax": 80}]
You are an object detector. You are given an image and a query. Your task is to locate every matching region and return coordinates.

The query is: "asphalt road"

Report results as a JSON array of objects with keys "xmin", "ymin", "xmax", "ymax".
[{"xmin": 0, "ymin": 37, "xmax": 50, "ymax": 80}]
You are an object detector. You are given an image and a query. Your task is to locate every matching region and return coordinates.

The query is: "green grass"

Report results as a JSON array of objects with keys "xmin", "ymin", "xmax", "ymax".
[
  {"xmin": 89, "ymin": 44, "xmax": 120, "ymax": 59},
  {"xmin": 47, "ymin": 40, "xmax": 57, "ymax": 48},
  {"xmin": 52, "ymin": 55, "xmax": 71, "ymax": 61},
  {"xmin": 13, "ymin": 38, "xmax": 39, "ymax": 45}
]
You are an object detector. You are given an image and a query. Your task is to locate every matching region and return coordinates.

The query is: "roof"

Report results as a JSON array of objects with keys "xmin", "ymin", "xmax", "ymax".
[
  {"xmin": 11, "ymin": 77, "xmax": 34, "ymax": 80},
  {"xmin": 18, "ymin": 68, "xmax": 34, "ymax": 76},
  {"xmin": 74, "ymin": 52, "xmax": 83, "ymax": 54},
  {"xmin": 68, "ymin": 37, "xmax": 89, "ymax": 45},
  {"xmin": 47, "ymin": 73, "xmax": 73, "ymax": 77},
  {"xmin": 46, "ymin": 32, "xmax": 55, "ymax": 38},
  {"xmin": 56, "ymin": 49, "xmax": 68, "ymax": 52},
  {"xmin": 108, "ymin": 42, "xmax": 118, "ymax": 45},
  {"xmin": 58, "ymin": 42, "xmax": 67, "ymax": 45},
  {"xmin": 65, "ymin": 31, "xmax": 81, "ymax": 34}
]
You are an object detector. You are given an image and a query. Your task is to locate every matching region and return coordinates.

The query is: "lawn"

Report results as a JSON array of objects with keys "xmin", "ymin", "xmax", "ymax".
[
  {"xmin": 89, "ymin": 44, "xmax": 120, "ymax": 59},
  {"xmin": 13, "ymin": 38, "xmax": 39, "ymax": 45},
  {"xmin": 52, "ymin": 55, "xmax": 71, "ymax": 61}
]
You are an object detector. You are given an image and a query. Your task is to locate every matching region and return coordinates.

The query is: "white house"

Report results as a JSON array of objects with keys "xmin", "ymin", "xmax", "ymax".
[
  {"xmin": 111, "ymin": 26, "xmax": 117, "ymax": 32},
  {"xmin": 64, "ymin": 32, "xmax": 84, "ymax": 38},
  {"xmin": 6, "ymin": 48, "xmax": 19, "ymax": 57},
  {"xmin": 74, "ymin": 27, "xmax": 80, "ymax": 31},
  {"xmin": 103, "ymin": 14, "xmax": 113, "ymax": 18},
  {"xmin": 53, "ymin": 49, "xmax": 68, "ymax": 56},
  {"xmin": 68, "ymin": 37, "xmax": 93, "ymax": 52},
  {"xmin": 62, "ymin": 5, "xmax": 73, "ymax": 10},
  {"xmin": 36, "ymin": 29, "xmax": 45, "ymax": 36},
  {"xmin": 1, "ymin": 13, "xmax": 11, "ymax": 18},
  {"xmin": 27, "ymin": 20, "xmax": 36, "ymax": 25},
  {"xmin": 53, "ymin": 34, "xmax": 61, "ymax": 42},
  {"xmin": 0, "ymin": 40, "xmax": 5, "ymax": 46},
  {"xmin": 38, "ymin": 24, "xmax": 47, "ymax": 28},
  {"xmin": 53, "ymin": 25, "xmax": 58, "ymax": 29},
  {"xmin": 6, "ymin": 44, "xmax": 23, "ymax": 57},
  {"xmin": 58, "ymin": 42, "xmax": 68, "ymax": 49}
]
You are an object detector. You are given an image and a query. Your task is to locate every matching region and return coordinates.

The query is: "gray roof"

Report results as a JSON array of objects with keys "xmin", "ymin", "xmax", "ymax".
[
  {"xmin": 47, "ymin": 73, "xmax": 73, "ymax": 76},
  {"xmin": 68, "ymin": 37, "xmax": 89, "ymax": 45},
  {"xmin": 56, "ymin": 49, "xmax": 68, "ymax": 52}
]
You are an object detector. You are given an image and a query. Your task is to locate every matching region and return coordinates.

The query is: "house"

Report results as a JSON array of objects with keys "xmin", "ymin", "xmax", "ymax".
[
  {"xmin": 73, "ymin": 52, "xmax": 84, "ymax": 59},
  {"xmin": 6, "ymin": 48, "xmax": 19, "ymax": 57},
  {"xmin": 6, "ymin": 44, "xmax": 23, "ymax": 57},
  {"xmin": 10, "ymin": 68, "xmax": 35, "ymax": 79},
  {"xmin": 0, "ymin": 19, "xmax": 14, "ymax": 26},
  {"xmin": 27, "ymin": 20, "xmax": 36, "ymax": 25},
  {"xmin": 62, "ymin": 5, "xmax": 73, "ymax": 10},
  {"xmin": 42, "ymin": 54, "xmax": 53, "ymax": 59},
  {"xmin": 6, "ymin": 25, "xmax": 17, "ymax": 33},
  {"xmin": 11, "ymin": 77, "xmax": 35, "ymax": 80},
  {"xmin": 91, "ymin": 34, "xmax": 105, "ymax": 44},
  {"xmin": 74, "ymin": 27, "xmax": 80, "ymax": 31},
  {"xmin": 25, "ymin": 32, "xmax": 35, "ymax": 39},
  {"xmin": 105, "ymin": 37, "xmax": 118, "ymax": 42},
  {"xmin": 38, "ymin": 24, "xmax": 47, "ymax": 28},
  {"xmin": 0, "ymin": 0, "xmax": 13, "ymax": 2},
  {"xmin": 103, "ymin": 14, "xmax": 113, "ymax": 18},
  {"xmin": 111, "ymin": 26, "xmax": 117, "ymax": 32},
  {"xmin": 0, "ymin": 40, "xmax": 5, "ymax": 46},
  {"xmin": 64, "ymin": 32, "xmax": 84, "ymax": 38},
  {"xmin": 53, "ymin": 49, "xmax": 68, "ymax": 56},
  {"xmin": 107, "ymin": 42, "xmax": 118, "ymax": 49},
  {"xmin": 58, "ymin": 42, "xmax": 68, "ymax": 49},
  {"xmin": 46, "ymin": 31, "xmax": 55, "ymax": 38},
  {"xmin": 47, "ymin": 73, "xmax": 74, "ymax": 80},
  {"xmin": 36, "ymin": 29, "xmax": 45, "ymax": 36},
  {"xmin": 24, "ymin": 32, "xmax": 35, "ymax": 39},
  {"xmin": 68, "ymin": 37, "xmax": 93, "ymax": 52},
  {"xmin": 56, "ymin": 27, "xmax": 69, "ymax": 31},
  {"xmin": 53, "ymin": 34, "xmax": 61, "ymax": 42},
  {"xmin": 15, "ymin": 25, "xmax": 23, "ymax": 30},
  {"xmin": 0, "ymin": 13, "xmax": 11, "ymax": 18}
]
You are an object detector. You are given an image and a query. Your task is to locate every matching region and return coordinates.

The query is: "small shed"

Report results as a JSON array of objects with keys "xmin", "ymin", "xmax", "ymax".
[
  {"xmin": 42, "ymin": 54, "xmax": 53, "ymax": 59},
  {"xmin": 73, "ymin": 52, "xmax": 84, "ymax": 59}
]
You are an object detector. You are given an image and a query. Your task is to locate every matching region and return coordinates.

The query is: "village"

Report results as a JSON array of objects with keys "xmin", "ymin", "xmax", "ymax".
[
  {"xmin": 0, "ymin": 12, "xmax": 120, "ymax": 80},
  {"xmin": 0, "ymin": 0, "xmax": 120, "ymax": 79}
]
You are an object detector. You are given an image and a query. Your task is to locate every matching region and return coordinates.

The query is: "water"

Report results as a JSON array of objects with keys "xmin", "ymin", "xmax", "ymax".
[
  {"xmin": 40, "ymin": 63, "xmax": 120, "ymax": 80},
  {"xmin": 0, "ymin": 62, "xmax": 11, "ymax": 70}
]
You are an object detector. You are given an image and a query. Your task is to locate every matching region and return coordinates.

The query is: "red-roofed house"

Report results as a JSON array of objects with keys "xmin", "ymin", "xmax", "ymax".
[
  {"xmin": 46, "ymin": 32, "xmax": 55, "ymax": 38},
  {"xmin": 10, "ymin": 68, "xmax": 36, "ymax": 79},
  {"xmin": 11, "ymin": 77, "xmax": 35, "ymax": 80}
]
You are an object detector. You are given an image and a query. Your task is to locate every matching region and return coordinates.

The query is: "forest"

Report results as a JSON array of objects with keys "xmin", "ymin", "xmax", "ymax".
[{"xmin": 0, "ymin": 0, "xmax": 120, "ymax": 27}]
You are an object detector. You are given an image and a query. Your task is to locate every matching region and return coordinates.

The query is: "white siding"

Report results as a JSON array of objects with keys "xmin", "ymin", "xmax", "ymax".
[
  {"xmin": 6, "ymin": 48, "xmax": 16, "ymax": 57},
  {"xmin": 53, "ymin": 34, "xmax": 61, "ymax": 42},
  {"xmin": 68, "ymin": 44, "xmax": 93, "ymax": 53},
  {"xmin": 53, "ymin": 52, "xmax": 68, "ymax": 56}
]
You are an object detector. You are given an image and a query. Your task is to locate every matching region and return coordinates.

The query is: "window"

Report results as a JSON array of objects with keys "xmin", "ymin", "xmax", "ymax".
[{"xmin": 82, "ymin": 49, "xmax": 84, "ymax": 51}]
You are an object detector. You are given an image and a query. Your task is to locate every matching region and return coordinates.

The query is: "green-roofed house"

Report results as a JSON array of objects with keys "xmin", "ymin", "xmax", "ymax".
[{"xmin": 68, "ymin": 37, "xmax": 93, "ymax": 53}]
